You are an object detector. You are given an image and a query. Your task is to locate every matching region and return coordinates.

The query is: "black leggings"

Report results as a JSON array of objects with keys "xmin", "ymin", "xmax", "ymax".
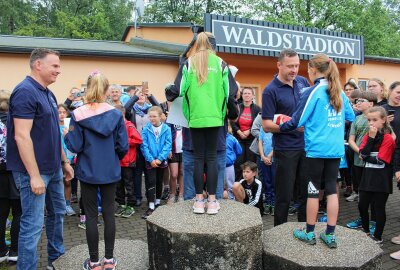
[
  {"xmin": 358, "ymin": 191, "xmax": 389, "ymax": 240},
  {"xmin": 190, "ymin": 127, "xmax": 219, "ymax": 195},
  {"xmin": 0, "ymin": 198, "xmax": 21, "ymax": 254},
  {"xmin": 352, "ymin": 166, "xmax": 363, "ymax": 194},
  {"xmin": 146, "ymin": 167, "xmax": 164, "ymax": 203},
  {"xmin": 81, "ymin": 182, "xmax": 116, "ymax": 262}
]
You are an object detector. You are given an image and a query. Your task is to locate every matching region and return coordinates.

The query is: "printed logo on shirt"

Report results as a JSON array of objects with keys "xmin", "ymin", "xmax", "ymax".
[
  {"xmin": 245, "ymin": 188, "xmax": 253, "ymax": 201},
  {"xmin": 325, "ymin": 104, "xmax": 343, "ymax": 128}
]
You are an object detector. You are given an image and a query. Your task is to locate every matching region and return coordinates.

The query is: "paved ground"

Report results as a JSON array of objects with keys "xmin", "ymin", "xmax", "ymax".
[{"xmin": 2, "ymin": 181, "xmax": 400, "ymax": 270}]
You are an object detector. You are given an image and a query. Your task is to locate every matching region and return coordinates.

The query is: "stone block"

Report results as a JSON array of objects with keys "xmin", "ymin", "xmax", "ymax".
[
  {"xmin": 147, "ymin": 200, "xmax": 263, "ymax": 270},
  {"xmin": 52, "ymin": 239, "xmax": 148, "ymax": 270},
  {"xmin": 263, "ymin": 222, "xmax": 383, "ymax": 270}
]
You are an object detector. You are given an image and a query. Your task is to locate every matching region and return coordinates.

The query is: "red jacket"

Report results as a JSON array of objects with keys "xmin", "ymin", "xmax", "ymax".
[{"xmin": 120, "ymin": 119, "xmax": 142, "ymax": 167}]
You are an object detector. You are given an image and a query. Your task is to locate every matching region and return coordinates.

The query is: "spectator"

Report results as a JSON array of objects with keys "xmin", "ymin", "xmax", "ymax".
[
  {"xmin": 114, "ymin": 105, "xmax": 142, "ymax": 218},
  {"xmin": 140, "ymin": 106, "xmax": 172, "ymax": 219},
  {"xmin": 64, "ymin": 87, "xmax": 84, "ymax": 111},
  {"xmin": 120, "ymin": 85, "xmax": 136, "ymax": 106},
  {"xmin": 0, "ymin": 89, "xmax": 21, "ymax": 264},
  {"xmin": 124, "ymin": 88, "xmax": 160, "ymax": 206},
  {"xmin": 232, "ymin": 161, "xmax": 263, "ymax": 215},
  {"xmin": 231, "ymin": 87, "xmax": 260, "ymax": 180},
  {"xmin": 7, "ymin": 48, "xmax": 74, "ymax": 270},
  {"xmin": 58, "ymin": 104, "xmax": 76, "ymax": 217},
  {"xmin": 65, "ymin": 71, "xmax": 128, "ymax": 270},
  {"xmin": 109, "ymin": 84, "xmax": 123, "ymax": 106},
  {"xmin": 225, "ymin": 123, "xmax": 242, "ymax": 200},
  {"xmin": 367, "ymin": 78, "xmax": 388, "ymax": 106},
  {"xmin": 358, "ymin": 107, "xmax": 395, "ymax": 245},
  {"xmin": 258, "ymin": 126, "xmax": 275, "ymax": 215}
]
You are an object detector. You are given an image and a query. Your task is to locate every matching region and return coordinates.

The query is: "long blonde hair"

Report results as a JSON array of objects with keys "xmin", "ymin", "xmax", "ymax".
[
  {"xmin": 369, "ymin": 78, "xmax": 388, "ymax": 100},
  {"xmin": 85, "ymin": 71, "xmax": 109, "ymax": 103},
  {"xmin": 309, "ymin": 54, "xmax": 342, "ymax": 112},
  {"xmin": 190, "ymin": 32, "xmax": 215, "ymax": 85}
]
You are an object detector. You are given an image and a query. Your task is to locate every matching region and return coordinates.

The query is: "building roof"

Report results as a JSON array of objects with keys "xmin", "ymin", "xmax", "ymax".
[
  {"xmin": 365, "ymin": 55, "xmax": 400, "ymax": 64},
  {"xmin": 0, "ymin": 35, "xmax": 179, "ymax": 61},
  {"xmin": 1, "ymin": 34, "xmax": 400, "ymax": 65},
  {"xmin": 121, "ymin": 22, "xmax": 194, "ymax": 41}
]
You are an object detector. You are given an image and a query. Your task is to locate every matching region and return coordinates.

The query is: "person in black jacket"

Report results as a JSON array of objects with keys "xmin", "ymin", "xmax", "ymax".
[
  {"xmin": 124, "ymin": 88, "xmax": 160, "ymax": 206},
  {"xmin": 231, "ymin": 87, "xmax": 260, "ymax": 181},
  {"xmin": 232, "ymin": 161, "xmax": 263, "ymax": 215}
]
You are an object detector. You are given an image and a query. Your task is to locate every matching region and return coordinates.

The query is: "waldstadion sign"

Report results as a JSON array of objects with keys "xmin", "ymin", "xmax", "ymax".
[{"xmin": 204, "ymin": 14, "xmax": 364, "ymax": 64}]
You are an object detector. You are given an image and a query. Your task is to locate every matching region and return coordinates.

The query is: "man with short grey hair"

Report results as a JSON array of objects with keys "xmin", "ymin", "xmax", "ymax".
[{"xmin": 109, "ymin": 84, "xmax": 123, "ymax": 106}]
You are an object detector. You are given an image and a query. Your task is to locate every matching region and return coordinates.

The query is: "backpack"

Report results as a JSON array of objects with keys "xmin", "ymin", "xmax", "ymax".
[{"xmin": 0, "ymin": 119, "xmax": 7, "ymax": 170}]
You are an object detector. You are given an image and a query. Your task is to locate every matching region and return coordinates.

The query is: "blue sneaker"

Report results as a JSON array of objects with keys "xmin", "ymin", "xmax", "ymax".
[
  {"xmin": 293, "ymin": 228, "xmax": 316, "ymax": 245},
  {"xmin": 369, "ymin": 221, "xmax": 376, "ymax": 235},
  {"xmin": 346, "ymin": 217, "xmax": 362, "ymax": 229},
  {"xmin": 320, "ymin": 232, "xmax": 338, "ymax": 248},
  {"xmin": 318, "ymin": 214, "xmax": 327, "ymax": 222}
]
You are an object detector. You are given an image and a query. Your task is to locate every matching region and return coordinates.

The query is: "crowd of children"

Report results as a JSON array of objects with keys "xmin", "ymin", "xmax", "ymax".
[{"xmin": 2, "ymin": 44, "xmax": 400, "ymax": 270}]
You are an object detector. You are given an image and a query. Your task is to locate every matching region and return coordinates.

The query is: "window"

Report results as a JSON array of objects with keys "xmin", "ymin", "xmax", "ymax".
[{"xmin": 358, "ymin": 79, "xmax": 368, "ymax": 91}]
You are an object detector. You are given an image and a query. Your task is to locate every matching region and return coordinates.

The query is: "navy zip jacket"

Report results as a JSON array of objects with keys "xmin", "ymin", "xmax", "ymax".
[{"xmin": 65, "ymin": 103, "xmax": 128, "ymax": 184}]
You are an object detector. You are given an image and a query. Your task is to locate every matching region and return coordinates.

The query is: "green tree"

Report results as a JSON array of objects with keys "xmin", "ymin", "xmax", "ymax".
[
  {"xmin": 1, "ymin": 0, "xmax": 134, "ymax": 40},
  {"xmin": 141, "ymin": 0, "xmax": 242, "ymax": 25}
]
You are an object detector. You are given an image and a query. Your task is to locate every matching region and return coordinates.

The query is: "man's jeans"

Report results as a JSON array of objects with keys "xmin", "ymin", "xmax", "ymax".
[
  {"xmin": 13, "ymin": 169, "xmax": 65, "ymax": 270},
  {"xmin": 183, "ymin": 150, "xmax": 226, "ymax": 200}
]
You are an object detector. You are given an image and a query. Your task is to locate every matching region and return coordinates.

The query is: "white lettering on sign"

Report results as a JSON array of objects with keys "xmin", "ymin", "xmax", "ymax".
[{"xmin": 213, "ymin": 20, "xmax": 361, "ymax": 60}]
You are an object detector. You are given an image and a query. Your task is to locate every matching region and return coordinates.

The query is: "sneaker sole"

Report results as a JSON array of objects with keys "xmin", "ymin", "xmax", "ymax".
[
  {"xmin": 121, "ymin": 213, "xmax": 134, "ymax": 218},
  {"xmin": 104, "ymin": 260, "xmax": 118, "ymax": 270},
  {"xmin": 193, "ymin": 208, "xmax": 205, "ymax": 214},
  {"xmin": 7, "ymin": 256, "xmax": 18, "ymax": 262},
  {"xmin": 293, "ymin": 235, "xmax": 316, "ymax": 245},
  {"xmin": 206, "ymin": 209, "xmax": 219, "ymax": 215}
]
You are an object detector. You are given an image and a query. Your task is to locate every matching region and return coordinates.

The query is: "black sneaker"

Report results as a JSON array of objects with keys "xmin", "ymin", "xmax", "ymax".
[
  {"xmin": 288, "ymin": 206, "xmax": 298, "ymax": 216},
  {"xmin": 141, "ymin": 208, "xmax": 154, "ymax": 219},
  {"xmin": 369, "ymin": 234, "xmax": 383, "ymax": 246},
  {"xmin": 135, "ymin": 199, "xmax": 142, "ymax": 207},
  {"xmin": 344, "ymin": 186, "xmax": 353, "ymax": 197},
  {"xmin": 161, "ymin": 188, "xmax": 170, "ymax": 200}
]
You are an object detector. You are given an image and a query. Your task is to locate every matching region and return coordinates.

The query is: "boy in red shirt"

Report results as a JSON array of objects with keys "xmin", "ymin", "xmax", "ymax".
[{"xmin": 114, "ymin": 105, "xmax": 142, "ymax": 218}]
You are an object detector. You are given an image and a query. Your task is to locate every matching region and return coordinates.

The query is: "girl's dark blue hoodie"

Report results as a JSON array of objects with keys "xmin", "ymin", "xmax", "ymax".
[{"xmin": 65, "ymin": 103, "xmax": 128, "ymax": 184}]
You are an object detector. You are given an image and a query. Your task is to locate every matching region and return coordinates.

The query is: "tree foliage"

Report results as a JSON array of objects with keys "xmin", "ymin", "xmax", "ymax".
[
  {"xmin": 142, "ymin": 0, "xmax": 243, "ymax": 25},
  {"xmin": 0, "ymin": 0, "xmax": 134, "ymax": 40}
]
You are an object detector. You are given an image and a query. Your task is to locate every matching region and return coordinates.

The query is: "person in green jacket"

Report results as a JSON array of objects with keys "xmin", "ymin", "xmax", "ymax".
[{"xmin": 169, "ymin": 32, "xmax": 230, "ymax": 214}]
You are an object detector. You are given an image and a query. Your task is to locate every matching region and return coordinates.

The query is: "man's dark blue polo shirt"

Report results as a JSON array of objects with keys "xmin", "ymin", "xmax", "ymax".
[
  {"xmin": 7, "ymin": 76, "xmax": 61, "ymax": 174},
  {"xmin": 262, "ymin": 75, "xmax": 310, "ymax": 151}
]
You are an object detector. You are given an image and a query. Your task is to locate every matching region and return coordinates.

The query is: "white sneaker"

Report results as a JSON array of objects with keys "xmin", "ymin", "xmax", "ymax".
[
  {"xmin": 390, "ymin": 250, "xmax": 400, "ymax": 260},
  {"xmin": 206, "ymin": 200, "xmax": 221, "ymax": 215},
  {"xmin": 65, "ymin": 205, "xmax": 76, "ymax": 216},
  {"xmin": 392, "ymin": 235, "xmax": 400, "ymax": 245},
  {"xmin": 0, "ymin": 251, "xmax": 8, "ymax": 263},
  {"xmin": 193, "ymin": 198, "xmax": 205, "ymax": 214},
  {"xmin": 346, "ymin": 192, "xmax": 359, "ymax": 202}
]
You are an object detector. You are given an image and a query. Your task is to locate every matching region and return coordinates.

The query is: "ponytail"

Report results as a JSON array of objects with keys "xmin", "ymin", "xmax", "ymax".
[
  {"xmin": 85, "ymin": 71, "xmax": 109, "ymax": 103},
  {"xmin": 309, "ymin": 54, "xmax": 342, "ymax": 112},
  {"xmin": 190, "ymin": 32, "xmax": 215, "ymax": 85}
]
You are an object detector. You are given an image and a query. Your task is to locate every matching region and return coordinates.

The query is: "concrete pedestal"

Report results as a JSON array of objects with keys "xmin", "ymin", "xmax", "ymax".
[
  {"xmin": 52, "ymin": 239, "xmax": 148, "ymax": 270},
  {"xmin": 146, "ymin": 200, "xmax": 263, "ymax": 270},
  {"xmin": 263, "ymin": 222, "xmax": 383, "ymax": 270}
]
